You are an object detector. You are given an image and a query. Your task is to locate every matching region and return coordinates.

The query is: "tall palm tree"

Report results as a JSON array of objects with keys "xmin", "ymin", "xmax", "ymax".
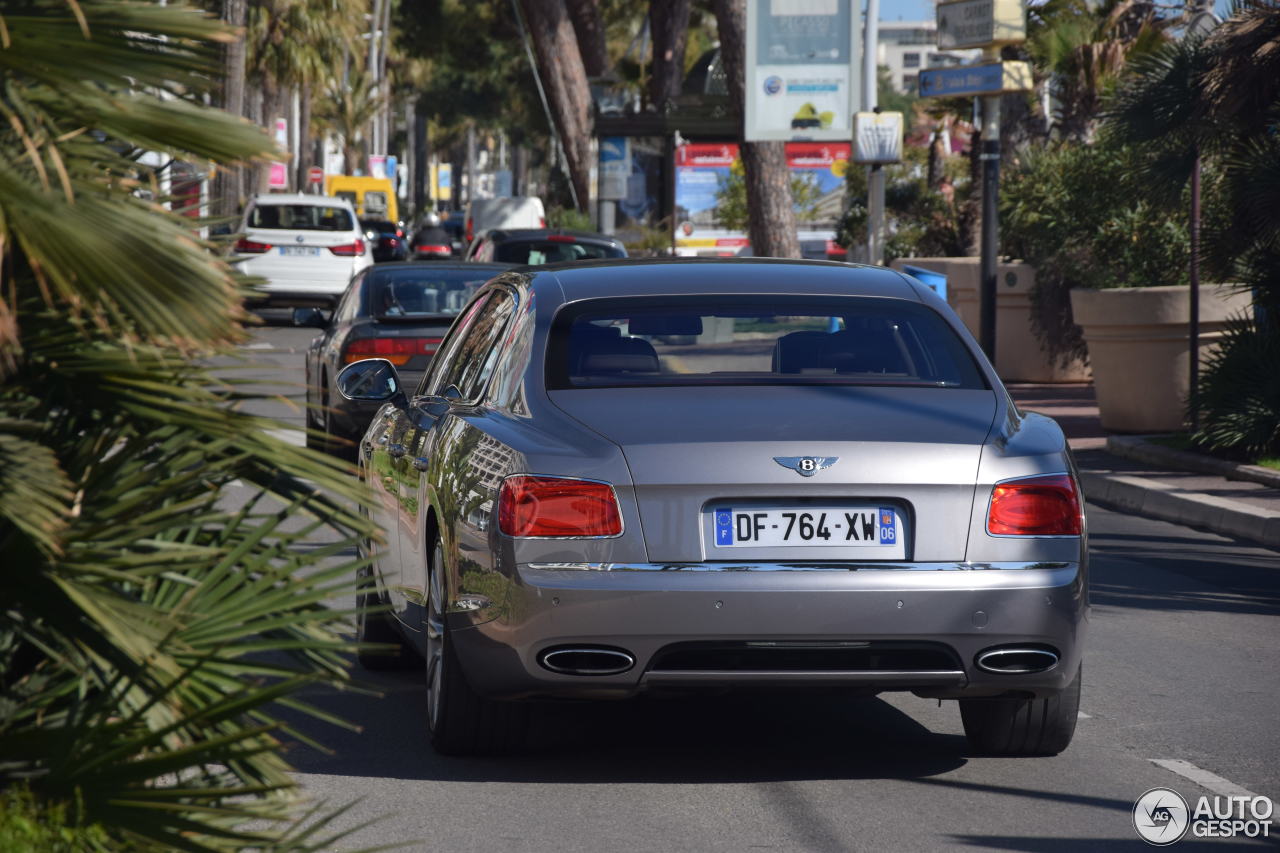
[
  {"xmin": 1027, "ymin": 0, "xmax": 1169, "ymax": 141},
  {"xmin": 1, "ymin": 1, "xmax": 380, "ymax": 847}
]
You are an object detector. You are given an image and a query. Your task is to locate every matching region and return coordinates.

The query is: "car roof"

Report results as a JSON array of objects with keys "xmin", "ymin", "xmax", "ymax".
[
  {"xmin": 525, "ymin": 257, "xmax": 921, "ymax": 302},
  {"xmin": 370, "ymin": 261, "xmax": 512, "ymax": 274},
  {"xmin": 250, "ymin": 193, "xmax": 355, "ymax": 209},
  {"xmin": 487, "ymin": 228, "xmax": 622, "ymax": 246}
]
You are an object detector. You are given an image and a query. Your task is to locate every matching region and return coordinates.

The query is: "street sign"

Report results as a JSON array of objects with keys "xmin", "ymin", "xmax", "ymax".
[
  {"xmin": 744, "ymin": 0, "xmax": 861, "ymax": 142},
  {"xmin": 307, "ymin": 166, "xmax": 324, "ymax": 185},
  {"xmin": 268, "ymin": 162, "xmax": 288, "ymax": 189},
  {"xmin": 598, "ymin": 137, "xmax": 629, "ymax": 200},
  {"xmin": 853, "ymin": 111, "xmax": 903, "ymax": 164},
  {"xmin": 936, "ymin": 0, "xmax": 1025, "ymax": 50},
  {"xmin": 918, "ymin": 61, "xmax": 1032, "ymax": 98}
]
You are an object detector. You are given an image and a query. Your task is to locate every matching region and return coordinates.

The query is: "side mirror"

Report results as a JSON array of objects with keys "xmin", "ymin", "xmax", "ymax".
[
  {"xmin": 335, "ymin": 358, "xmax": 407, "ymax": 408},
  {"xmin": 292, "ymin": 307, "xmax": 328, "ymax": 328}
]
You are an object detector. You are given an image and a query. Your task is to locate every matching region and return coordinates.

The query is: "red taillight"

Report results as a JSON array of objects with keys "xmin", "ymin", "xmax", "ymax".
[
  {"xmin": 465, "ymin": 217, "xmax": 473, "ymax": 244},
  {"xmin": 987, "ymin": 474, "xmax": 1082, "ymax": 536},
  {"xmin": 329, "ymin": 240, "xmax": 365, "ymax": 257},
  {"xmin": 415, "ymin": 243, "xmax": 451, "ymax": 255},
  {"xmin": 546, "ymin": 234, "xmax": 576, "ymax": 243},
  {"xmin": 235, "ymin": 238, "xmax": 272, "ymax": 253},
  {"xmin": 396, "ymin": 228, "xmax": 404, "ymax": 237},
  {"xmin": 498, "ymin": 476, "xmax": 622, "ymax": 538},
  {"xmin": 538, "ymin": 217, "xmax": 547, "ymax": 228},
  {"xmin": 343, "ymin": 336, "xmax": 442, "ymax": 366}
]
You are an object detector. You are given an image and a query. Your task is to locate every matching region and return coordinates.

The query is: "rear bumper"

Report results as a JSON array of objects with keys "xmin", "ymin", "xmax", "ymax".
[{"xmin": 452, "ymin": 560, "xmax": 1087, "ymax": 700}]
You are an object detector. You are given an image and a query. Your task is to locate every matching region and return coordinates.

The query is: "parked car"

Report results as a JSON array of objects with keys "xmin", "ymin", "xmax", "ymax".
[
  {"xmin": 361, "ymin": 218, "xmax": 409, "ymax": 262},
  {"xmin": 297, "ymin": 261, "xmax": 510, "ymax": 456},
  {"xmin": 236, "ymin": 194, "xmax": 371, "ymax": 307},
  {"xmin": 464, "ymin": 228, "xmax": 627, "ymax": 264},
  {"xmin": 465, "ymin": 195, "xmax": 545, "ymax": 244},
  {"xmin": 335, "ymin": 258, "xmax": 1087, "ymax": 757}
]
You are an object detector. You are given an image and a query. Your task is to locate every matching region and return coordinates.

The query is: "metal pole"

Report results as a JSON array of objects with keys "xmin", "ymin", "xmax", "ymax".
[
  {"xmin": 1189, "ymin": 150, "xmax": 1201, "ymax": 430},
  {"xmin": 864, "ymin": 0, "xmax": 883, "ymax": 264},
  {"xmin": 979, "ymin": 90, "xmax": 1000, "ymax": 362}
]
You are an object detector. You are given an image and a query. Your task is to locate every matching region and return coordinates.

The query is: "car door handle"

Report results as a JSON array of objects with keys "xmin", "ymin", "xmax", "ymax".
[
  {"xmin": 388, "ymin": 443, "xmax": 406, "ymax": 459},
  {"xmin": 412, "ymin": 456, "xmax": 430, "ymax": 472}
]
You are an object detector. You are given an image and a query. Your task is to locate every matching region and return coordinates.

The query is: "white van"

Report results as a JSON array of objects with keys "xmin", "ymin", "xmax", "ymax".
[{"xmin": 465, "ymin": 196, "xmax": 545, "ymax": 244}]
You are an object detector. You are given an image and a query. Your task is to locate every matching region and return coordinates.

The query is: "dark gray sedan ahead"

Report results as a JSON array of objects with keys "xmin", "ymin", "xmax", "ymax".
[{"xmin": 338, "ymin": 258, "xmax": 1087, "ymax": 757}]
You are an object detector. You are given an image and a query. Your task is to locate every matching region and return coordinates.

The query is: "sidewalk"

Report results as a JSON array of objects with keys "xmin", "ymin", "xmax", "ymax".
[{"xmin": 1006, "ymin": 383, "xmax": 1280, "ymax": 550}]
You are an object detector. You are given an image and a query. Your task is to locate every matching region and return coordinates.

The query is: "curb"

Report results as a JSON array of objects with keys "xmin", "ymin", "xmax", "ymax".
[
  {"xmin": 1080, "ymin": 470, "xmax": 1280, "ymax": 550},
  {"xmin": 1107, "ymin": 435, "xmax": 1280, "ymax": 490}
]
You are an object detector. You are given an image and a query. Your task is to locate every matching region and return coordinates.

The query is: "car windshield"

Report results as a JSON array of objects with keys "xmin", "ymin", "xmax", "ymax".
[
  {"xmin": 494, "ymin": 239, "xmax": 623, "ymax": 265},
  {"xmin": 370, "ymin": 268, "xmax": 493, "ymax": 319},
  {"xmin": 547, "ymin": 296, "xmax": 986, "ymax": 390},
  {"xmin": 249, "ymin": 204, "xmax": 355, "ymax": 231}
]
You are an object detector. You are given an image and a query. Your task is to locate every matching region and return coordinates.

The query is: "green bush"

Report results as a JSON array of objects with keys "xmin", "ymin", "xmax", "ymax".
[
  {"xmin": 1001, "ymin": 141, "xmax": 1196, "ymax": 365},
  {"xmin": 1190, "ymin": 318, "xmax": 1280, "ymax": 459},
  {"xmin": 0, "ymin": 786, "xmax": 111, "ymax": 852}
]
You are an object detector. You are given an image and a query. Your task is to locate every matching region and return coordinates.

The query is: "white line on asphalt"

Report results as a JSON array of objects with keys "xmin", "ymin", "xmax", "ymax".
[
  {"xmin": 1150, "ymin": 758, "xmax": 1260, "ymax": 799},
  {"xmin": 267, "ymin": 428, "xmax": 306, "ymax": 447},
  {"xmin": 1078, "ymin": 711, "xmax": 1091, "ymax": 719},
  {"xmin": 245, "ymin": 342, "xmax": 275, "ymax": 350}
]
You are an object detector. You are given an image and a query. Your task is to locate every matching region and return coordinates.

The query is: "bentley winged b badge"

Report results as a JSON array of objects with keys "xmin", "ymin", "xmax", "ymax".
[{"xmin": 773, "ymin": 456, "xmax": 839, "ymax": 477}]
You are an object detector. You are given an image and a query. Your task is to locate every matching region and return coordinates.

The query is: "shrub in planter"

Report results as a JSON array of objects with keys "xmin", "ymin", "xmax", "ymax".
[
  {"xmin": 1001, "ymin": 140, "xmax": 1199, "ymax": 366},
  {"xmin": 1190, "ymin": 318, "xmax": 1280, "ymax": 459}
]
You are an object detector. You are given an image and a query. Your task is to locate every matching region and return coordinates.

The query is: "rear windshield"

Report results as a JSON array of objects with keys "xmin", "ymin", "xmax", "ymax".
[
  {"xmin": 547, "ymin": 296, "xmax": 986, "ymax": 390},
  {"xmin": 494, "ymin": 239, "xmax": 624, "ymax": 265},
  {"xmin": 370, "ymin": 267, "xmax": 494, "ymax": 319},
  {"xmin": 249, "ymin": 204, "xmax": 354, "ymax": 231}
]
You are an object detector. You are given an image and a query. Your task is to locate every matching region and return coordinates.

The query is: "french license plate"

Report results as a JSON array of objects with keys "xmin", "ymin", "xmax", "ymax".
[
  {"xmin": 712, "ymin": 506, "xmax": 902, "ymax": 552},
  {"xmin": 279, "ymin": 246, "xmax": 320, "ymax": 256}
]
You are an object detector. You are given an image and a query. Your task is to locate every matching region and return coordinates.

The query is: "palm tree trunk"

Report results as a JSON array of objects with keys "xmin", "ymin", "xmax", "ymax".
[
  {"xmin": 712, "ymin": 0, "xmax": 800, "ymax": 259},
  {"xmin": 649, "ymin": 0, "xmax": 691, "ymax": 110},
  {"xmin": 214, "ymin": 0, "xmax": 248, "ymax": 216},
  {"xmin": 565, "ymin": 0, "xmax": 607, "ymax": 78},
  {"xmin": 519, "ymin": 0, "xmax": 593, "ymax": 211},
  {"xmin": 296, "ymin": 82, "xmax": 312, "ymax": 191}
]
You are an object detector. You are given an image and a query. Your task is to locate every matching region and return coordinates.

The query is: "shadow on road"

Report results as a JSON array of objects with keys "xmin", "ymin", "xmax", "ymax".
[
  {"xmin": 282, "ymin": 671, "xmax": 970, "ymax": 784},
  {"xmin": 1088, "ymin": 527, "xmax": 1280, "ymax": 616}
]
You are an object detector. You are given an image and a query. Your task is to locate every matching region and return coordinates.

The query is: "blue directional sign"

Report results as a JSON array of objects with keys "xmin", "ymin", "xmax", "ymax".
[{"xmin": 918, "ymin": 61, "xmax": 1031, "ymax": 98}]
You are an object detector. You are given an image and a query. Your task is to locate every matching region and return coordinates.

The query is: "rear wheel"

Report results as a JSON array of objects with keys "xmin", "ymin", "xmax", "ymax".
[
  {"xmin": 424, "ymin": 535, "xmax": 527, "ymax": 755},
  {"xmin": 960, "ymin": 665, "xmax": 1081, "ymax": 756},
  {"xmin": 355, "ymin": 566, "xmax": 418, "ymax": 671}
]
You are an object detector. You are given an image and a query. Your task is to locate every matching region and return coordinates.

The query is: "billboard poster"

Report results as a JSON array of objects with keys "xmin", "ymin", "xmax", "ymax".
[
  {"xmin": 745, "ymin": 0, "xmax": 860, "ymax": 142},
  {"xmin": 674, "ymin": 141, "xmax": 850, "ymax": 255}
]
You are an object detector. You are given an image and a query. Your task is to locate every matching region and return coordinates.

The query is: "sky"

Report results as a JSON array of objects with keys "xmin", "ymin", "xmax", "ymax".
[{"xmin": 878, "ymin": 0, "xmax": 1236, "ymax": 23}]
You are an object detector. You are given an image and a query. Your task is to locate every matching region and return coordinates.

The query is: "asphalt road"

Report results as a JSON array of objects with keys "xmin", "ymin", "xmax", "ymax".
[{"xmin": 238, "ymin": 318, "xmax": 1280, "ymax": 851}]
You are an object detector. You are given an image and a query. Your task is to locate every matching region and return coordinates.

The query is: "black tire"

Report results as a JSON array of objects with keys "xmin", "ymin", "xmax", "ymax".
[
  {"xmin": 960, "ymin": 665, "xmax": 1081, "ymax": 756},
  {"xmin": 424, "ymin": 536, "xmax": 527, "ymax": 755},
  {"xmin": 355, "ymin": 567, "xmax": 419, "ymax": 671}
]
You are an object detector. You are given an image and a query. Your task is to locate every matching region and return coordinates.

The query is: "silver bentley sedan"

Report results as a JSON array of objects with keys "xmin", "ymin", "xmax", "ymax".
[{"xmin": 337, "ymin": 258, "xmax": 1087, "ymax": 757}]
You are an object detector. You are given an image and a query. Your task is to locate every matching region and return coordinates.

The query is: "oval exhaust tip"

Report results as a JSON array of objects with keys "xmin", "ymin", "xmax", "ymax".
[
  {"xmin": 540, "ymin": 647, "xmax": 635, "ymax": 676},
  {"xmin": 976, "ymin": 647, "xmax": 1059, "ymax": 674}
]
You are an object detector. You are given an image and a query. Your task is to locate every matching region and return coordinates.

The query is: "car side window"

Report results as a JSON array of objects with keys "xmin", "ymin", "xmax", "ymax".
[
  {"xmin": 417, "ymin": 292, "xmax": 492, "ymax": 398},
  {"xmin": 434, "ymin": 289, "xmax": 517, "ymax": 403},
  {"xmin": 332, "ymin": 273, "xmax": 365, "ymax": 324}
]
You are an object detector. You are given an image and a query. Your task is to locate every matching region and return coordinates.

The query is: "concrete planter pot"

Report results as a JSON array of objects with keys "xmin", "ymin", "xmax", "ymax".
[
  {"xmin": 890, "ymin": 257, "xmax": 1090, "ymax": 383},
  {"xmin": 1069, "ymin": 284, "xmax": 1251, "ymax": 433}
]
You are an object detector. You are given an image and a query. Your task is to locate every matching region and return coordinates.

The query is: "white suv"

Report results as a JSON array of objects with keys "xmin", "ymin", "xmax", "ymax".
[{"xmin": 236, "ymin": 194, "xmax": 372, "ymax": 307}]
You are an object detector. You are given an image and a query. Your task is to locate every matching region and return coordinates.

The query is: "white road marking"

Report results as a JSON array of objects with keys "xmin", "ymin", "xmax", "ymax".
[
  {"xmin": 1077, "ymin": 711, "xmax": 1091, "ymax": 719},
  {"xmin": 245, "ymin": 342, "xmax": 275, "ymax": 350},
  {"xmin": 267, "ymin": 428, "xmax": 306, "ymax": 447},
  {"xmin": 1149, "ymin": 758, "xmax": 1261, "ymax": 799}
]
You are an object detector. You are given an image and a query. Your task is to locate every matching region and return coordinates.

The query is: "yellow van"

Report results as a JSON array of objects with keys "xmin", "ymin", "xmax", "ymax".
[{"xmin": 324, "ymin": 175, "xmax": 398, "ymax": 223}]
